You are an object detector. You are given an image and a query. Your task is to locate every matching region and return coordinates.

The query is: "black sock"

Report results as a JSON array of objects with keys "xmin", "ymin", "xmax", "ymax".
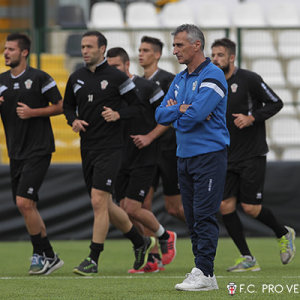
[
  {"xmin": 41, "ymin": 236, "xmax": 55, "ymax": 258},
  {"xmin": 222, "ymin": 211, "xmax": 252, "ymax": 257},
  {"xmin": 256, "ymin": 206, "xmax": 288, "ymax": 238},
  {"xmin": 153, "ymin": 253, "xmax": 161, "ymax": 261},
  {"xmin": 158, "ymin": 230, "xmax": 169, "ymax": 241},
  {"xmin": 30, "ymin": 233, "xmax": 43, "ymax": 255},
  {"xmin": 147, "ymin": 253, "xmax": 155, "ymax": 263},
  {"xmin": 89, "ymin": 242, "xmax": 104, "ymax": 264},
  {"xmin": 123, "ymin": 226, "xmax": 144, "ymax": 249}
]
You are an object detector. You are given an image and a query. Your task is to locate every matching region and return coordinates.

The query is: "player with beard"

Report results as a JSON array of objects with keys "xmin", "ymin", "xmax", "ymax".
[
  {"xmin": 211, "ymin": 38, "xmax": 296, "ymax": 272},
  {"xmin": 63, "ymin": 31, "xmax": 156, "ymax": 276},
  {"xmin": 0, "ymin": 33, "xmax": 64, "ymax": 275}
]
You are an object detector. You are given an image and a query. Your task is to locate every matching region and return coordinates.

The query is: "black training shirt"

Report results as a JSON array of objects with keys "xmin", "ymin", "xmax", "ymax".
[
  {"xmin": 63, "ymin": 60, "xmax": 143, "ymax": 150},
  {"xmin": 122, "ymin": 75, "xmax": 164, "ymax": 169},
  {"xmin": 0, "ymin": 66, "xmax": 61, "ymax": 159},
  {"xmin": 149, "ymin": 68, "xmax": 176, "ymax": 151},
  {"xmin": 226, "ymin": 68, "xmax": 283, "ymax": 162}
]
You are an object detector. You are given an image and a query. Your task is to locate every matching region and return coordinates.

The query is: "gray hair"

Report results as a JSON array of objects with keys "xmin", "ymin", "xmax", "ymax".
[{"xmin": 172, "ymin": 24, "xmax": 205, "ymax": 51}]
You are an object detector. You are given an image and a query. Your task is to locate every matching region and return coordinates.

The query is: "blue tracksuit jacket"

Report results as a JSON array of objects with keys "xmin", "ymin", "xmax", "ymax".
[{"xmin": 155, "ymin": 58, "xmax": 230, "ymax": 158}]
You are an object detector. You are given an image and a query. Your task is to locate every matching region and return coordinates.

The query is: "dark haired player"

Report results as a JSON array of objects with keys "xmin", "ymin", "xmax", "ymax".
[
  {"xmin": 211, "ymin": 38, "xmax": 295, "ymax": 272},
  {"xmin": 0, "ymin": 33, "xmax": 64, "ymax": 275},
  {"xmin": 63, "ymin": 31, "xmax": 155, "ymax": 276}
]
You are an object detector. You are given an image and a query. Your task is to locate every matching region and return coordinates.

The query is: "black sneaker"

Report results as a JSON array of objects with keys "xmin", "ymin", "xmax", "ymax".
[
  {"xmin": 73, "ymin": 257, "xmax": 98, "ymax": 276},
  {"xmin": 44, "ymin": 254, "xmax": 64, "ymax": 275},
  {"xmin": 133, "ymin": 237, "xmax": 155, "ymax": 270}
]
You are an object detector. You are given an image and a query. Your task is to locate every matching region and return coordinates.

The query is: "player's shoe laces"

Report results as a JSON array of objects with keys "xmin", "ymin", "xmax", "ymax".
[
  {"xmin": 29, "ymin": 253, "xmax": 49, "ymax": 275},
  {"xmin": 133, "ymin": 236, "xmax": 155, "ymax": 270},
  {"xmin": 159, "ymin": 230, "xmax": 177, "ymax": 265},
  {"xmin": 279, "ymin": 226, "xmax": 296, "ymax": 264},
  {"xmin": 128, "ymin": 260, "xmax": 159, "ymax": 274},
  {"xmin": 73, "ymin": 257, "xmax": 98, "ymax": 276},
  {"xmin": 227, "ymin": 256, "xmax": 261, "ymax": 272},
  {"xmin": 175, "ymin": 267, "xmax": 218, "ymax": 291},
  {"xmin": 44, "ymin": 253, "xmax": 64, "ymax": 275}
]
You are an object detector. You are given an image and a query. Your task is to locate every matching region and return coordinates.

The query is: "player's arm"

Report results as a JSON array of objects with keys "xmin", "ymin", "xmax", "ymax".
[
  {"xmin": 250, "ymin": 75, "xmax": 283, "ymax": 122},
  {"xmin": 102, "ymin": 79, "xmax": 144, "ymax": 122},
  {"xmin": 155, "ymin": 80, "xmax": 181, "ymax": 125},
  {"xmin": 16, "ymin": 100, "xmax": 63, "ymax": 119},
  {"xmin": 63, "ymin": 77, "xmax": 89, "ymax": 132},
  {"xmin": 131, "ymin": 124, "xmax": 169, "ymax": 149}
]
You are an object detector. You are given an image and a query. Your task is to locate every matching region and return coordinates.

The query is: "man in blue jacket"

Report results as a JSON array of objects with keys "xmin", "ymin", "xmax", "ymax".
[{"xmin": 156, "ymin": 24, "xmax": 229, "ymax": 292}]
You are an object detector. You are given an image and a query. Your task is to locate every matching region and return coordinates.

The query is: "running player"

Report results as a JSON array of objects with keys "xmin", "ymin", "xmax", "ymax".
[{"xmin": 211, "ymin": 37, "xmax": 296, "ymax": 272}]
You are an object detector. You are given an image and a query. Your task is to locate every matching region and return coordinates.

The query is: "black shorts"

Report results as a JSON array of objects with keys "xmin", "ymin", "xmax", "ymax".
[
  {"xmin": 223, "ymin": 156, "xmax": 266, "ymax": 205},
  {"xmin": 152, "ymin": 148, "xmax": 180, "ymax": 196},
  {"xmin": 115, "ymin": 165, "xmax": 156, "ymax": 203},
  {"xmin": 81, "ymin": 148, "xmax": 122, "ymax": 195},
  {"xmin": 10, "ymin": 155, "xmax": 51, "ymax": 202}
]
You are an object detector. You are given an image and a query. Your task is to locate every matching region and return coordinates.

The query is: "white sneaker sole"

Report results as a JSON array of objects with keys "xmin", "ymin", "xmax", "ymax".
[
  {"xmin": 29, "ymin": 260, "xmax": 50, "ymax": 275},
  {"xmin": 175, "ymin": 284, "xmax": 219, "ymax": 291},
  {"xmin": 44, "ymin": 259, "xmax": 64, "ymax": 275}
]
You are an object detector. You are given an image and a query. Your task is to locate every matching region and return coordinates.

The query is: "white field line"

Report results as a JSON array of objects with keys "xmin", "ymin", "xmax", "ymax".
[{"xmin": 1, "ymin": 275, "xmax": 300, "ymax": 280}]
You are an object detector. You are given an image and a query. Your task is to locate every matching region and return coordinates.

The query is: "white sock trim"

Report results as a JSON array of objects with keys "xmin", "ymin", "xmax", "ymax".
[{"xmin": 155, "ymin": 224, "xmax": 165, "ymax": 237}]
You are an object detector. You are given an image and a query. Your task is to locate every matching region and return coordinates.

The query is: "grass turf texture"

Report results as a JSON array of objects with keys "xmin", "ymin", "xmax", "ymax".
[{"xmin": 0, "ymin": 238, "xmax": 299, "ymax": 299}]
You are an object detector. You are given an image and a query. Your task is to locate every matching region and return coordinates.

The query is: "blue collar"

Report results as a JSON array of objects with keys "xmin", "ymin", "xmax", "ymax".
[{"xmin": 182, "ymin": 57, "xmax": 211, "ymax": 77}]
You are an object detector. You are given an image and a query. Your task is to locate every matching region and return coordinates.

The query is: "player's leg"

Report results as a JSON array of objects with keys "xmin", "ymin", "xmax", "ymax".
[
  {"xmin": 12, "ymin": 155, "xmax": 63, "ymax": 275},
  {"xmin": 220, "ymin": 160, "xmax": 259, "ymax": 272},
  {"xmin": 108, "ymin": 194, "xmax": 155, "ymax": 271},
  {"xmin": 73, "ymin": 149, "xmax": 119, "ymax": 276},
  {"xmin": 160, "ymin": 149, "xmax": 185, "ymax": 221},
  {"xmin": 240, "ymin": 156, "xmax": 295, "ymax": 265},
  {"xmin": 120, "ymin": 166, "xmax": 176, "ymax": 270}
]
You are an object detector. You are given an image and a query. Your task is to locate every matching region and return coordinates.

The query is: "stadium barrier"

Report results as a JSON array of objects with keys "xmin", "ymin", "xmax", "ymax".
[{"xmin": 0, "ymin": 161, "xmax": 299, "ymax": 241}]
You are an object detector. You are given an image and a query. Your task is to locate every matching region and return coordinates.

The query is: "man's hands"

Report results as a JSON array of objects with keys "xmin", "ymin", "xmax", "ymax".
[
  {"xmin": 101, "ymin": 106, "xmax": 120, "ymax": 122},
  {"xmin": 72, "ymin": 119, "xmax": 89, "ymax": 133},
  {"xmin": 16, "ymin": 102, "xmax": 33, "ymax": 119},
  {"xmin": 130, "ymin": 134, "xmax": 152, "ymax": 149},
  {"xmin": 232, "ymin": 113, "xmax": 255, "ymax": 129},
  {"xmin": 166, "ymin": 99, "xmax": 191, "ymax": 113}
]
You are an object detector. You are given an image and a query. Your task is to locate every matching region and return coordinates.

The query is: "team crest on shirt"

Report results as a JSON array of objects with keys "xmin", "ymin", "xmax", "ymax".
[
  {"xmin": 24, "ymin": 79, "xmax": 33, "ymax": 89},
  {"xmin": 192, "ymin": 81, "xmax": 198, "ymax": 91},
  {"xmin": 231, "ymin": 83, "xmax": 238, "ymax": 93},
  {"xmin": 100, "ymin": 80, "xmax": 108, "ymax": 90}
]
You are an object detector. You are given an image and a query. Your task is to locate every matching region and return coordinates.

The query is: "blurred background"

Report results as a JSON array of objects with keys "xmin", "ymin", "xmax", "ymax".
[{"xmin": 1, "ymin": 0, "xmax": 300, "ymax": 240}]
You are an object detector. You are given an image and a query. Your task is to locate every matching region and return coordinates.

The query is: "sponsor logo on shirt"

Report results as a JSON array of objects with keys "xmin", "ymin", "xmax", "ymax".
[
  {"xmin": 88, "ymin": 94, "xmax": 93, "ymax": 102},
  {"xmin": 13, "ymin": 82, "xmax": 20, "ymax": 90},
  {"xmin": 27, "ymin": 187, "xmax": 34, "ymax": 194},
  {"xmin": 231, "ymin": 83, "xmax": 238, "ymax": 93},
  {"xmin": 139, "ymin": 190, "xmax": 145, "ymax": 197},
  {"xmin": 256, "ymin": 192, "xmax": 262, "ymax": 199},
  {"xmin": 24, "ymin": 79, "xmax": 33, "ymax": 89},
  {"xmin": 192, "ymin": 81, "xmax": 198, "ymax": 91},
  {"xmin": 100, "ymin": 80, "xmax": 108, "ymax": 90},
  {"xmin": 106, "ymin": 179, "xmax": 112, "ymax": 186}
]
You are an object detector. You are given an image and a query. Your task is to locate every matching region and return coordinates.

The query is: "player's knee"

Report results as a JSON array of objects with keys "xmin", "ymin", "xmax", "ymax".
[
  {"xmin": 220, "ymin": 200, "xmax": 235, "ymax": 215},
  {"xmin": 122, "ymin": 201, "xmax": 140, "ymax": 219},
  {"xmin": 16, "ymin": 197, "xmax": 34, "ymax": 215},
  {"xmin": 165, "ymin": 204, "xmax": 180, "ymax": 218},
  {"xmin": 241, "ymin": 203, "xmax": 260, "ymax": 217},
  {"xmin": 91, "ymin": 193, "xmax": 108, "ymax": 211}
]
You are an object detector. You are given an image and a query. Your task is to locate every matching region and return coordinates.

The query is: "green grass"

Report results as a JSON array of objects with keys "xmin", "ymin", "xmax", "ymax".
[{"xmin": 0, "ymin": 238, "xmax": 299, "ymax": 299}]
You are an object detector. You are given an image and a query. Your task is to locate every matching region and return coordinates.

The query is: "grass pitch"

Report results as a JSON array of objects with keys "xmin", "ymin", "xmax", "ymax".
[{"xmin": 0, "ymin": 237, "xmax": 299, "ymax": 299}]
